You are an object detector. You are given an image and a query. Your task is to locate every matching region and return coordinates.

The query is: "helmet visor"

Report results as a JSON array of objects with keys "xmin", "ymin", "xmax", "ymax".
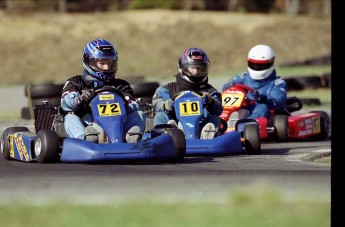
[
  {"xmin": 186, "ymin": 64, "xmax": 208, "ymax": 77},
  {"xmin": 248, "ymin": 59, "xmax": 274, "ymax": 71},
  {"xmin": 90, "ymin": 58, "xmax": 118, "ymax": 73}
]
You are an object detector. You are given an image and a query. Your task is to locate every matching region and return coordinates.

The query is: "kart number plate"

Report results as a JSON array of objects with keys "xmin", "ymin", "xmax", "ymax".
[
  {"xmin": 179, "ymin": 101, "xmax": 201, "ymax": 116},
  {"xmin": 97, "ymin": 103, "xmax": 121, "ymax": 116},
  {"xmin": 312, "ymin": 116, "xmax": 321, "ymax": 133},
  {"xmin": 222, "ymin": 93, "xmax": 244, "ymax": 107}
]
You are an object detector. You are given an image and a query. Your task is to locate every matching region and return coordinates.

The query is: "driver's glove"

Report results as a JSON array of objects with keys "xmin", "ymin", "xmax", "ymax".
[
  {"xmin": 252, "ymin": 90, "xmax": 267, "ymax": 103},
  {"xmin": 74, "ymin": 89, "xmax": 93, "ymax": 105},
  {"xmin": 252, "ymin": 90, "xmax": 261, "ymax": 101},
  {"xmin": 164, "ymin": 99, "xmax": 174, "ymax": 112},
  {"xmin": 202, "ymin": 92, "xmax": 213, "ymax": 105}
]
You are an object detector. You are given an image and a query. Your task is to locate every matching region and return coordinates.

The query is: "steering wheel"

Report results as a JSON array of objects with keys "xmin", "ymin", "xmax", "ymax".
[
  {"xmin": 232, "ymin": 84, "xmax": 255, "ymax": 93},
  {"xmin": 93, "ymin": 86, "xmax": 128, "ymax": 104},
  {"xmin": 229, "ymin": 84, "xmax": 256, "ymax": 107},
  {"xmin": 172, "ymin": 90, "xmax": 204, "ymax": 101}
]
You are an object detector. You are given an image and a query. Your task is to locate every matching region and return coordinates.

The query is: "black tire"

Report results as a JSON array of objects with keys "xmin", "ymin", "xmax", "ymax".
[
  {"xmin": 21, "ymin": 107, "xmax": 31, "ymax": 120},
  {"xmin": 300, "ymin": 98, "xmax": 321, "ymax": 106},
  {"xmin": 285, "ymin": 78, "xmax": 304, "ymax": 91},
  {"xmin": 25, "ymin": 83, "xmax": 64, "ymax": 98},
  {"xmin": 1, "ymin": 127, "xmax": 30, "ymax": 160},
  {"xmin": 131, "ymin": 82, "xmax": 160, "ymax": 97},
  {"xmin": 273, "ymin": 114, "xmax": 289, "ymax": 142},
  {"xmin": 322, "ymin": 73, "xmax": 331, "ymax": 88},
  {"xmin": 295, "ymin": 76, "xmax": 322, "ymax": 89},
  {"xmin": 309, "ymin": 111, "xmax": 330, "ymax": 140},
  {"xmin": 35, "ymin": 130, "xmax": 60, "ymax": 163},
  {"xmin": 166, "ymin": 128, "xmax": 186, "ymax": 163},
  {"xmin": 31, "ymin": 96, "xmax": 61, "ymax": 107},
  {"xmin": 243, "ymin": 124, "xmax": 261, "ymax": 155}
]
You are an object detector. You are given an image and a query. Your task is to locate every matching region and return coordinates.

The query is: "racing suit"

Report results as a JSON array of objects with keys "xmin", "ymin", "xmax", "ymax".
[
  {"xmin": 152, "ymin": 73, "xmax": 223, "ymax": 131},
  {"xmin": 222, "ymin": 70, "xmax": 287, "ymax": 119},
  {"xmin": 61, "ymin": 74, "xmax": 146, "ymax": 139}
]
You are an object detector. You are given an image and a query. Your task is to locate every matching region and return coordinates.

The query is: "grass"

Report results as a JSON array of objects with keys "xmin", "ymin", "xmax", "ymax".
[
  {"xmin": 0, "ymin": 10, "xmax": 331, "ymax": 84},
  {"xmin": 0, "ymin": 187, "xmax": 329, "ymax": 227}
]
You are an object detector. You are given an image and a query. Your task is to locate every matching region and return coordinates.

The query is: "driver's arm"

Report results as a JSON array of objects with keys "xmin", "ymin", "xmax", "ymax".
[
  {"xmin": 268, "ymin": 78, "xmax": 287, "ymax": 111},
  {"xmin": 152, "ymin": 86, "xmax": 171, "ymax": 112},
  {"xmin": 205, "ymin": 90, "xmax": 223, "ymax": 116},
  {"xmin": 117, "ymin": 81, "xmax": 135, "ymax": 101},
  {"xmin": 222, "ymin": 72, "xmax": 246, "ymax": 92},
  {"xmin": 61, "ymin": 80, "xmax": 83, "ymax": 112}
]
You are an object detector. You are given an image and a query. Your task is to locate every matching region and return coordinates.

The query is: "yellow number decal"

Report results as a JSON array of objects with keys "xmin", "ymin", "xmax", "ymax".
[
  {"xmin": 222, "ymin": 93, "xmax": 244, "ymax": 107},
  {"xmin": 97, "ymin": 103, "xmax": 121, "ymax": 116},
  {"xmin": 179, "ymin": 101, "xmax": 200, "ymax": 116},
  {"xmin": 312, "ymin": 116, "xmax": 321, "ymax": 133}
]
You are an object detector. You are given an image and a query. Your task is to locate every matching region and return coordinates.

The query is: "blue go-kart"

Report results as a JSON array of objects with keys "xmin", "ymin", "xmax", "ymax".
[
  {"xmin": 153, "ymin": 91, "xmax": 261, "ymax": 156},
  {"xmin": 0, "ymin": 87, "xmax": 186, "ymax": 163}
]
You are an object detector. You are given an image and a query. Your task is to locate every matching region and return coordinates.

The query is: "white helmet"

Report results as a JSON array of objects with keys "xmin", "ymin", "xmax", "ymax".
[{"xmin": 247, "ymin": 44, "xmax": 275, "ymax": 80}]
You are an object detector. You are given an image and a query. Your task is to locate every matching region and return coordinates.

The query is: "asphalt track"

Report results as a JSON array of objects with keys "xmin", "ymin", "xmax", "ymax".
[
  {"xmin": 0, "ymin": 85, "xmax": 331, "ymax": 205},
  {"xmin": 0, "ymin": 136, "xmax": 331, "ymax": 205}
]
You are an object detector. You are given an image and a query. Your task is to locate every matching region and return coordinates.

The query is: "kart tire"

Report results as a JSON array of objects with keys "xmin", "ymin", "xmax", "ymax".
[
  {"xmin": 300, "ymin": 98, "xmax": 321, "ymax": 106},
  {"xmin": 166, "ymin": 128, "xmax": 186, "ymax": 163},
  {"xmin": 295, "ymin": 76, "xmax": 322, "ymax": 89},
  {"xmin": 25, "ymin": 83, "xmax": 64, "ymax": 98},
  {"xmin": 21, "ymin": 107, "xmax": 31, "ymax": 120},
  {"xmin": 243, "ymin": 124, "xmax": 261, "ymax": 155},
  {"xmin": 32, "ymin": 96, "xmax": 61, "ymax": 107},
  {"xmin": 309, "ymin": 111, "xmax": 330, "ymax": 140},
  {"xmin": 285, "ymin": 78, "xmax": 304, "ymax": 91},
  {"xmin": 273, "ymin": 115, "xmax": 289, "ymax": 142},
  {"xmin": 132, "ymin": 82, "xmax": 160, "ymax": 97},
  {"xmin": 35, "ymin": 130, "xmax": 60, "ymax": 163},
  {"xmin": 1, "ymin": 127, "xmax": 30, "ymax": 160},
  {"xmin": 322, "ymin": 73, "xmax": 331, "ymax": 88}
]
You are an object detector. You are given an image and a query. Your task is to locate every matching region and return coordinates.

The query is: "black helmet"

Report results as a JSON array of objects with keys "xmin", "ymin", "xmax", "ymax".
[{"xmin": 179, "ymin": 48, "xmax": 210, "ymax": 84}]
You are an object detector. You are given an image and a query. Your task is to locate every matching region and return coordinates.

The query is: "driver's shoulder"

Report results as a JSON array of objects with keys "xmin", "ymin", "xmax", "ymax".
[{"xmin": 274, "ymin": 77, "xmax": 286, "ymax": 86}]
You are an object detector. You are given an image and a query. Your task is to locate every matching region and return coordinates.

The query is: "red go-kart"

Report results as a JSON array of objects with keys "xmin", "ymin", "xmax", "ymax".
[{"xmin": 220, "ymin": 84, "xmax": 330, "ymax": 142}]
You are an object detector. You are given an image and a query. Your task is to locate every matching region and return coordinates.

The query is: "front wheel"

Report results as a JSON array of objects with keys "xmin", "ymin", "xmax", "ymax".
[
  {"xmin": 273, "ymin": 115, "xmax": 289, "ymax": 142},
  {"xmin": 243, "ymin": 124, "xmax": 261, "ymax": 155},
  {"xmin": 35, "ymin": 130, "xmax": 60, "ymax": 163},
  {"xmin": 166, "ymin": 128, "xmax": 186, "ymax": 163}
]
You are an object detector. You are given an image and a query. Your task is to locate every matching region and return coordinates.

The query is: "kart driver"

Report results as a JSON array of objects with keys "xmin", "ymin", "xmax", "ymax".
[
  {"xmin": 152, "ymin": 47, "xmax": 223, "ymax": 139},
  {"xmin": 60, "ymin": 38, "xmax": 146, "ymax": 143},
  {"xmin": 222, "ymin": 44, "xmax": 287, "ymax": 125}
]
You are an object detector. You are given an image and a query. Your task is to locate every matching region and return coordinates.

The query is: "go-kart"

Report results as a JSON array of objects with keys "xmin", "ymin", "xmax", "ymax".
[
  {"xmin": 153, "ymin": 91, "xmax": 261, "ymax": 155},
  {"xmin": 0, "ymin": 87, "xmax": 186, "ymax": 163},
  {"xmin": 220, "ymin": 84, "xmax": 330, "ymax": 142}
]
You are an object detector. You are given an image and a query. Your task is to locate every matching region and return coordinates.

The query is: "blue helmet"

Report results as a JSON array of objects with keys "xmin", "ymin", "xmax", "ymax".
[
  {"xmin": 82, "ymin": 39, "xmax": 118, "ymax": 83},
  {"xmin": 179, "ymin": 48, "xmax": 210, "ymax": 84}
]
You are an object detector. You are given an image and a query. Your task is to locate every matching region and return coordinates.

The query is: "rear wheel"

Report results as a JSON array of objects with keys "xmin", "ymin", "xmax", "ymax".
[
  {"xmin": 35, "ymin": 130, "xmax": 60, "ymax": 163},
  {"xmin": 243, "ymin": 124, "xmax": 261, "ymax": 155},
  {"xmin": 273, "ymin": 115, "xmax": 289, "ymax": 142},
  {"xmin": 309, "ymin": 111, "xmax": 330, "ymax": 140},
  {"xmin": 166, "ymin": 128, "xmax": 186, "ymax": 163},
  {"xmin": 1, "ymin": 127, "xmax": 30, "ymax": 160}
]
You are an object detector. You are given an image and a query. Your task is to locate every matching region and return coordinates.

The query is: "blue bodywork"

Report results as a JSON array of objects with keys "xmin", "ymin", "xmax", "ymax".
[
  {"xmin": 4, "ymin": 88, "xmax": 183, "ymax": 163},
  {"xmin": 173, "ymin": 91, "xmax": 244, "ymax": 156}
]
